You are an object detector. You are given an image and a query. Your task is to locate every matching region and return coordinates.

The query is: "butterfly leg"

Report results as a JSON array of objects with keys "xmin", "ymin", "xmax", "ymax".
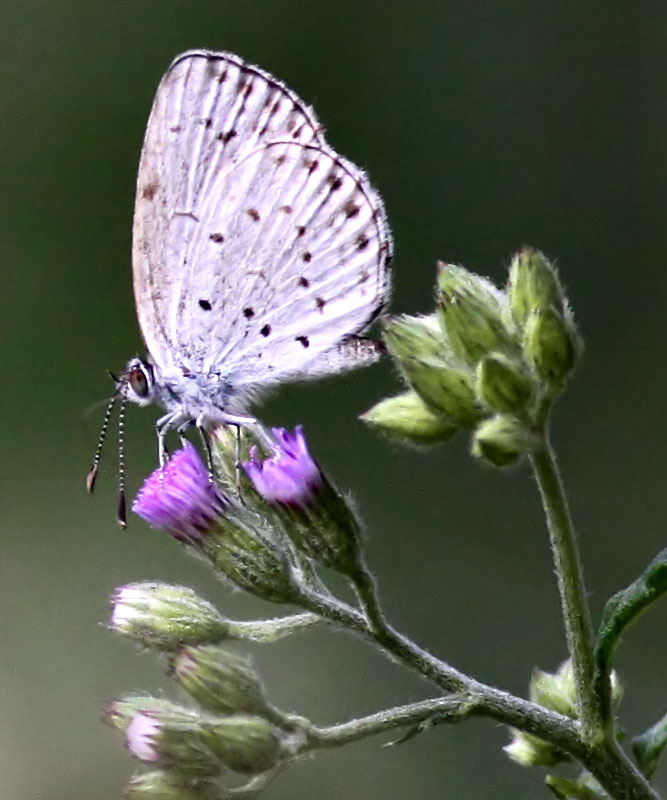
[
  {"xmin": 155, "ymin": 410, "xmax": 189, "ymax": 466},
  {"xmin": 216, "ymin": 413, "xmax": 257, "ymax": 500},
  {"xmin": 194, "ymin": 417, "xmax": 216, "ymax": 481}
]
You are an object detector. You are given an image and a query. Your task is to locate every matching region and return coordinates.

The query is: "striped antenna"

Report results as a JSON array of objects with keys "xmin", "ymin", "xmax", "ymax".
[
  {"xmin": 117, "ymin": 395, "xmax": 128, "ymax": 529},
  {"xmin": 86, "ymin": 392, "xmax": 118, "ymax": 494}
]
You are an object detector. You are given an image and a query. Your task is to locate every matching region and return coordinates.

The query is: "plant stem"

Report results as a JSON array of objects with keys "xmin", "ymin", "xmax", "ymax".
[
  {"xmin": 303, "ymin": 694, "xmax": 476, "ymax": 750},
  {"xmin": 294, "ymin": 585, "xmax": 582, "ymax": 754},
  {"xmin": 295, "ymin": 581, "xmax": 661, "ymax": 798},
  {"xmin": 226, "ymin": 612, "xmax": 321, "ymax": 642},
  {"xmin": 530, "ymin": 427, "xmax": 601, "ymax": 743}
]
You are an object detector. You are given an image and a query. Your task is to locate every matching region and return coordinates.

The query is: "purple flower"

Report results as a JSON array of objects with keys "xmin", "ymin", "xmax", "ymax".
[
  {"xmin": 132, "ymin": 443, "xmax": 226, "ymax": 543},
  {"xmin": 243, "ymin": 426, "xmax": 324, "ymax": 508}
]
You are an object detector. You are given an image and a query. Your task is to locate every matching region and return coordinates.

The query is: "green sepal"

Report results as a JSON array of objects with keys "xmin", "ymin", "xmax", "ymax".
[
  {"xmin": 475, "ymin": 352, "xmax": 534, "ymax": 415},
  {"xmin": 594, "ymin": 547, "xmax": 667, "ymax": 720},
  {"xmin": 504, "ymin": 729, "xmax": 568, "ymax": 767},
  {"xmin": 402, "ymin": 356, "xmax": 480, "ymax": 425},
  {"xmin": 202, "ymin": 714, "xmax": 284, "ymax": 775},
  {"xmin": 125, "ymin": 770, "xmax": 218, "ymax": 800},
  {"xmin": 203, "ymin": 513, "xmax": 298, "ymax": 604},
  {"xmin": 172, "ymin": 646, "xmax": 271, "ymax": 718},
  {"xmin": 523, "ymin": 306, "xmax": 581, "ymax": 394},
  {"xmin": 361, "ymin": 391, "xmax": 458, "ymax": 445},
  {"xmin": 104, "ymin": 696, "xmax": 199, "ymax": 734},
  {"xmin": 437, "ymin": 262, "xmax": 515, "ymax": 365},
  {"xmin": 472, "ymin": 414, "xmax": 535, "ymax": 467},
  {"xmin": 381, "ymin": 313, "xmax": 448, "ymax": 367},
  {"xmin": 632, "ymin": 712, "xmax": 667, "ymax": 779},
  {"xmin": 508, "ymin": 247, "xmax": 564, "ymax": 328}
]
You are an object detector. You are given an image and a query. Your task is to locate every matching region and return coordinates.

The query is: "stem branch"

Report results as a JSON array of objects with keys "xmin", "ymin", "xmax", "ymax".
[{"xmin": 530, "ymin": 429, "xmax": 601, "ymax": 743}]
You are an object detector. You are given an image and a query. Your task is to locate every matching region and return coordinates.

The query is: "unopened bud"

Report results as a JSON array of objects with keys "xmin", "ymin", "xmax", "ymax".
[
  {"xmin": 472, "ymin": 415, "xmax": 535, "ymax": 467},
  {"xmin": 402, "ymin": 356, "xmax": 480, "ymax": 426},
  {"xmin": 437, "ymin": 262, "xmax": 514, "ymax": 365},
  {"xmin": 110, "ymin": 583, "xmax": 229, "ymax": 650},
  {"xmin": 523, "ymin": 307, "xmax": 581, "ymax": 393},
  {"xmin": 530, "ymin": 661, "xmax": 577, "ymax": 718},
  {"xmin": 172, "ymin": 646, "xmax": 271, "ymax": 717},
  {"xmin": 202, "ymin": 715, "xmax": 285, "ymax": 775},
  {"xmin": 381, "ymin": 314, "xmax": 448, "ymax": 367},
  {"xmin": 360, "ymin": 391, "xmax": 457, "ymax": 445},
  {"xmin": 204, "ymin": 515, "xmax": 297, "ymax": 604},
  {"xmin": 504, "ymin": 729, "xmax": 567, "ymax": 768},
  {"xmin": 104, "ymin": 696, "xmax": 199, "ymax": 735},
  {"xmin": 475, "ymin": 353, "xmax": 534, "ymax": 415},
  {"xmin": 508, "ymin": 248, "xmax": 564, "ymax": 328},
  {"xmin": 125, "ymin": 770, "xmax": 217, "ymax": 800},
  {"xmin": 125, "ymin": 711, "xmax": 220, "ymax": 778}
]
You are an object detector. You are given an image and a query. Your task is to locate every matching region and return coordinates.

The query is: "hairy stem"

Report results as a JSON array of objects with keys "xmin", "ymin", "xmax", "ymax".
[
  {"xmin": 530, "ymin": 428, "xmax": 601, "ymax": 743},
  {"xmin": 303, "ymin": 694, "xmax": 476, "ymax": 750},
  {"xmin": 294, "ymin": 585, "xmax": 582, "ymax": 754},
  {"xmin": 226, "ymin": 612, "xmax": 320, "ymax": 642}
]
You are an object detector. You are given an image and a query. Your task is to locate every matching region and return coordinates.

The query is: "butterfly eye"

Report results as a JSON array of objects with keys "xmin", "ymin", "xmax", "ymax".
[{"xmin": 128, "ymin": 365, "xmax": 151, "ymax": 398}]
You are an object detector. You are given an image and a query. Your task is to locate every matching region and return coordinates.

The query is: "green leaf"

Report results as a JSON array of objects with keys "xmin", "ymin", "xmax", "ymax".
[
  {"xmin": 632, "ymin": 712, "xmax": 667, "ymax": 779},
  {"xmin": 594, "ymin": 547, "xmax": 667, "ymax": 719}
]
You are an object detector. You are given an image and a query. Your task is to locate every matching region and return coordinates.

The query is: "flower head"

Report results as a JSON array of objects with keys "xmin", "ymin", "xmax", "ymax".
[
  {"xmin": 243, "ymin": 426, "xmax": 323, "ymax": 508},
  {"xmin": 126, "ymin": 712, "xmax": 161, "ymax": 762},
  {"xmin": 132, "ymin": 444, "xmax": 226, "ymax": 543}
]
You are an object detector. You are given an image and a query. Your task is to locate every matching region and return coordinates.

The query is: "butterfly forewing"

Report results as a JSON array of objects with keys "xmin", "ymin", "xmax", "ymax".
[
  {"xmin": 133, "ymin": 50, "xmax": 325, "ymax": 366},
  {"xmin": 132, "ymin": 50, "xmax": 391, "ymax": 393}
]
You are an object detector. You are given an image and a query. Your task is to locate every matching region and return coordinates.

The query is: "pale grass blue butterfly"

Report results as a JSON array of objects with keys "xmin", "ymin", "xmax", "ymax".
[{"xmin": 88, "ymin": 50, "xmax": 393, "ymax": 523}]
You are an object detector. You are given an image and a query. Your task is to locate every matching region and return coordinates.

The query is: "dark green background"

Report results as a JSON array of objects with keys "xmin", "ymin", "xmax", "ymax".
[{"xmin": 2, "ymin": 2, "xmax": 666, "ymax": 798}]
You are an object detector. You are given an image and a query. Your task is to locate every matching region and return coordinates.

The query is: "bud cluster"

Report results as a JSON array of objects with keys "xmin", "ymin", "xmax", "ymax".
[
  {"xmin": 504, "ymin": 660, "xmax": 622, "ymax": 768},
  {"xmin": 105, "ymin": 635, "xmax": 305, "ymax": 794},
  {"xmin": 363, "ymin": 248, "xmax": 581, "ymax": 467}
]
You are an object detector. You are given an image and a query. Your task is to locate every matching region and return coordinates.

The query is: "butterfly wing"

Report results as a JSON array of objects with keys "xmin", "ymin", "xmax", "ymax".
[
  {"xmin": 133, "ymin": 50, "xmax": 325, "ymax": 367},
  {"xmin": 175, "ymin": 140, "xmax": 391, "ymax": 385}
]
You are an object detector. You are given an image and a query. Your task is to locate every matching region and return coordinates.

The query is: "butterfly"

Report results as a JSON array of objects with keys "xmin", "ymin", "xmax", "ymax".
[{"xmin": 88, "ymin": 50, "xmax": 393, "ymax": 523}]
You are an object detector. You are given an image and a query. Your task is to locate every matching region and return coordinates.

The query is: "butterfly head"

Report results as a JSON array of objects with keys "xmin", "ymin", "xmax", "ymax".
[{"xmin": 119, "ymin": 357, "xmax": 156, "ymax": 407}]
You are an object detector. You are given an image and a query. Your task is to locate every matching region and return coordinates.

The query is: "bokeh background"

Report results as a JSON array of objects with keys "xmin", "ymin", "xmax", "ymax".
[{"xmin": 2, "ymin": 2, "xmax": 666, "ymax": 798}]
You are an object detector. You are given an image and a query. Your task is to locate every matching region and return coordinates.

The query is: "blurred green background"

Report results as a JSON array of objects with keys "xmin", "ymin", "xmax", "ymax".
[{"xmin": 2, "ymin": 1, "xmax": 666, "ymax": 798}]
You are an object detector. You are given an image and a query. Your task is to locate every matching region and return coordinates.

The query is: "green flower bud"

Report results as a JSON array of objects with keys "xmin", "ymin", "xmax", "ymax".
[
  {"xmin": 360, "ymin": 391, "xmax": 458, "ymax": 445},
  {"xmin": 475, "ymin": 352, "xmax": 534, "ymax": 415},
  {"xmin": 125, "ymin": 711, "xmax": 221, "ymax": 778},
  {"xmin": 437, "ymin": 262, "xmax": 514, "ymax": 365},
  {"xmin": 202, "ymin": 715, "xmax": 285, "ymax": 775},
  {"xmin": 110, "ymin": 583, "xmax": 229, "ymax": 650},
  {"xmin": 125, "ymin": 770, "xmax": 217, "ymax": 800},
  {"xmin": 381, "ymin": 313, "xmax": 448, "ymax": 367},
  {"xmin": 172, "ymin": 646, "xmax": 271, "ymax": 717},
  {"xmin": 504, "ymin": 729, "xmax": 568, "ymax": 768},
  {"xmin": 530, "ymin": 661, "xmax": 577, "ymax": 718},
  {"xmin": 402, "ymin": 356, "xmax": 480, "ymax": 425},
  {"xmin": 523, "ymin": 307, "xmax": 581, "ymax": 393},
  {"xmin": 203, "ymin": 514, "xmax": 298, "ymax": 604},
  {"xmin": 104, "ymin": 696, "xmax": 199, "ymax": 734},
  {"xmin": 508, "ymin": 247, "xmax": 564, "ymax": 328},
  {"xmin": 472, "ymin": 415, "xmax": 535, "ymax": 467}
]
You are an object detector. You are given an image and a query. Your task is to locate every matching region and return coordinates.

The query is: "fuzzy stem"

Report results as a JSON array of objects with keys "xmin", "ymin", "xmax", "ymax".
[
  {"xmin": 303, "ymin": 694, "xmax": 476, "ymax": 750},
  {"xmin": 530, "ymin": 428, "xmax": 601, "ymax": 743},
  {"xmin": 226, "ymin": 612, "xmax": 320, "ymax": 642}
]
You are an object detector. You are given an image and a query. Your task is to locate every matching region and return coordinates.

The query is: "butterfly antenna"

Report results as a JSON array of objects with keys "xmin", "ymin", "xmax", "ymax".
[
  {"xmin": 117, "ymin": 395, "xmax": 128, "ymax": 529},
  {"xmin": 86, "ymin": 392, "xmax": 118, "ymax": 494}
]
